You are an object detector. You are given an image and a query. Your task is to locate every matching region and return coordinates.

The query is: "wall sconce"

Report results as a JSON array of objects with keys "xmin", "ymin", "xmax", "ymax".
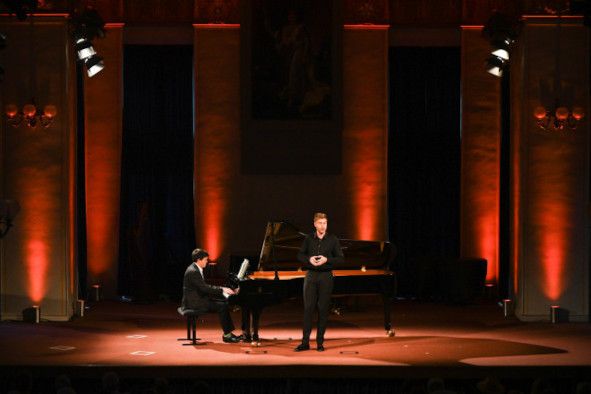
[
  {"xmin": 0, "ymin": 199, "xmax": 20, "ymax": 238},
  {"xmin": 533, "ymin": 14, "xmax": 585, "ymax": 132},
  {"xmin": 4, "ymin": 101, "xmax": 57, "ymax": 129},
  {"xmin": 533, "ymin": 104, "xmax": 585, "ymax": 132}
]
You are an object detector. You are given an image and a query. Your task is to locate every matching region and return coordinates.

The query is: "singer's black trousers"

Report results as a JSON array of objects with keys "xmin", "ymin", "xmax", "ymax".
[{"xmin": 301, "ymin": 270, "xmax": 334, "ymax": 345}]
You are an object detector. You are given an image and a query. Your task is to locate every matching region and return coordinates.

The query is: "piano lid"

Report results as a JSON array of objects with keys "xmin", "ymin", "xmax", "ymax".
[{"xmin": 257, "ymin": 221, "xmax": 395, "ymax": 271}]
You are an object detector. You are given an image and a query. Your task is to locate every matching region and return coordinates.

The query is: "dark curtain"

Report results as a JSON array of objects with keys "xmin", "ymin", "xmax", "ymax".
[
  {"xmin": 76, "ymin": 62, "xmax": 88, "ymax": 300},
  {"xmin": 388, "ymin": 47, "xmax": 461, "ymax": 297},
  {"xmin": 119, "ymin": 45, "xmax": 195, "ymax": 302},
  {"xmin": 499, "ymin": 69, "xmax": 511, "ymax": 300}
]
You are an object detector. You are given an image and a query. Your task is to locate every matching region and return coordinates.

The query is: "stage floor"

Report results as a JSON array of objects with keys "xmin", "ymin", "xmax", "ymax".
[{"xmin": 1, "ymin": 299, "xmax": 590, "ymax": 378}]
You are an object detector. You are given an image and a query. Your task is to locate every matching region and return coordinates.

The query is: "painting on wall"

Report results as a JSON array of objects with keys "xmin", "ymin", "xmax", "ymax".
[
  {"xmin": 242, "ymin": 0, "xmax": 341, "ymax": 123},
  {"xmin": 240, "ymin": 0, "xmax": 342, "ymax": 175}
]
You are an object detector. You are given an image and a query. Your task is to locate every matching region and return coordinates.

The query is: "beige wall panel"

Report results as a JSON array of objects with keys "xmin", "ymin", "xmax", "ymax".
[
  {"xmin": 459, "ymin": 27, "xmax": 501, "ymax": 284},
  {"xmin": 342, "ymin": 27, "xmax": 388, "ymax": 241},
  {"xmin": 84, "ymin": 25, "xmax": 123, "ymax": 300},
  {"xmin": 0, "ymin": 16, "xmax": 75, "ymax": 320},
  {"xmin": 512, "ymin": 18, "xmax": 589, "ymax": 321}
]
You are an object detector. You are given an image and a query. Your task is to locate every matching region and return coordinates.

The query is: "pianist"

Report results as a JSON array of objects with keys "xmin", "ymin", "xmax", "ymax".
[
  {"xmin": 294, "ymin": 212, "xmax": 344, "ymax": 352},
  {"xmin": 179, "ymin": 248, "xmax": 243, "ymax": 343}
]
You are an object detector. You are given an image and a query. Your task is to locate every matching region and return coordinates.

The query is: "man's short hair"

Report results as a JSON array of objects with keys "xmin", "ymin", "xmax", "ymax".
[
  {"xmin": 192, "ymin": 248, "xmax": 209, "ymax": 262},
  {"xmin": 314, "ymin": 212, "xmax": 328, "ymax": 221}
]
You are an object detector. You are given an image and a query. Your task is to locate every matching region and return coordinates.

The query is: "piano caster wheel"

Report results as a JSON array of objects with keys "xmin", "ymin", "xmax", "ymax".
[{"xmin": 386, "ymin": 329, "xmax": 395, "ymax": 337}]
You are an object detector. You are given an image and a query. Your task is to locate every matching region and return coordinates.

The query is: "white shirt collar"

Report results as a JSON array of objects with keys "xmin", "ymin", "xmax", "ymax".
[{"xmin": 195, "ymin": 262, "xmax": 204, "ymax": 277}]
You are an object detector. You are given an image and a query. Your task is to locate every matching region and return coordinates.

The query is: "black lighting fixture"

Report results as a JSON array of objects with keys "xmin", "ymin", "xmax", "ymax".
[
  {"xmin": 74, "ymin": 34, "xmax": 104, "ymax": 77},
  {"xmin": 482, "ymin": 11, "xmax": 521, "ymax": 77},
  {"xmin": 70, "ymin": 7, "xmax": 106, "ymax": 77}
]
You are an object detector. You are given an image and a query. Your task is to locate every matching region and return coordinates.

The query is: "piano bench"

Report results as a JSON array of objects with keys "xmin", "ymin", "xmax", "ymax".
[{"xmin": 177, "ymin": 307, "xmax": 205, "ymax": 346}]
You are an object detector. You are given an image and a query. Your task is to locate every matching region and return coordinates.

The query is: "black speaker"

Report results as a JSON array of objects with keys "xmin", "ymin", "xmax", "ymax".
[{"xmin": 22, "ymin": 306, "xmax": 40, "ymax": 323}]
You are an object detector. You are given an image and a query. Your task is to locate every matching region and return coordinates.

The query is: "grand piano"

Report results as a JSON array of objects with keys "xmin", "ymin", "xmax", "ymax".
[{"xmin": 230, "ymin": 221, "xmax": 397, "ymax": 343}]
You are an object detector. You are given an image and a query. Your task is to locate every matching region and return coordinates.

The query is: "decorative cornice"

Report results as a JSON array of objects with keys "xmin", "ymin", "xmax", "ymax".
[
  {"xmin": 344, "ymin": 0, "xmax": 389, "ymax": 25},
  {"xmin": 194, "ymin": 0, "xmax": 240, "ymax": 24}
]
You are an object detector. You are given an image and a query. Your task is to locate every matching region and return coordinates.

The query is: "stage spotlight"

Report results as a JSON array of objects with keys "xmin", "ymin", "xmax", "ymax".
[
  {"xmin": 75, "ymin": 37, "xmax": 96, "ymax": 61},
  {"xmin": 70, "ymin": 7, "xmax": 106, "ymax": 78},
  {"xmin": 85, "ymin": 54, "xmax": 104, "ymax": 77},
  {"xmin": 490, "ymin": 38, "xmax": 511, "ymax": 61},
  {"xmin": 482, "ymin": 11, "xmax": 520, "ymax": 78},
  {"xmin": 22, "ymin": 306, "xmax": 40, "ymax": 323},
  {"xmin": 485, "ymin": 55, "xmax": 505, "ymax": 77}
]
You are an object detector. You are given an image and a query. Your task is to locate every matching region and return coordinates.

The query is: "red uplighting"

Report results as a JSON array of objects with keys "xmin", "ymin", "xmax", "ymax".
[
  {"xmin": 85, "ymin": 139, "xmax": 121, "ymax": 277},
  {"xmin": 478, "ymin": 215, "xmax": 499, "ymax": 282},
  {"xmin": 26, "ymin": 240, "xmax": 49, "ymax": 303},
  {"xmin": 17, "ymin": 173, "xmax": 56, "ymax": 304},
  {"xmin": 202, "ymin": 187, "xmax": 225, "ymax": 260},
  {"xmin": 194, "ymin": 122, "xmax": 234, "ymax": 261},
  {"xmin": 461, "ymin": 141, "xmax": 500, "ymax": 283},
  {"xmin": 348, "ymin": 127, "xmax": 385, "ymax": 241},
  {"xmin": 538, "ymin": 201, "xmax": 566, "ymax": 301}
]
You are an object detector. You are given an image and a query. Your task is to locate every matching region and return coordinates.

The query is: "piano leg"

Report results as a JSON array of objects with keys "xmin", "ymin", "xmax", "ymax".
[
  {"xmin": 252, "ymin": 307, "xmax": 262, "ymax": 344},
  {"xmin": 382, "ymin": 293, "xmax": 395, "ymax": 337},
  {"xmin": 241, "ymin": 307, "xmax": 252, "ymax": 342}
]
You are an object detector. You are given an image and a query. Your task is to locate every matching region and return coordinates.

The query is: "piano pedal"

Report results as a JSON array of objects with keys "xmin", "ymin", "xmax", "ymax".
[
  {"xmin": 331, "ymin": 307, "xmax": 342, "ymax": 316},
  {"xmin": 251, "ymin": 341, "xmax": 261, "ymax": 347},
  {"xmin": 386, "ymin": 329, "xmax": 395, "ymax": 337}
]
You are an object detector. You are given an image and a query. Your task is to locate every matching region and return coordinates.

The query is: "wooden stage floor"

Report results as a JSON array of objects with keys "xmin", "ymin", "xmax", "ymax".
[{"xmin": 1, "ymin": 299, "xmax": 590, "ymax": 379}]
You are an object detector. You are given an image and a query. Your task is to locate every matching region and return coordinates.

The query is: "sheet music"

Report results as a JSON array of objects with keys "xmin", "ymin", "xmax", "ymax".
[{"xmin": 237, "ymin": 259, "xmax": 249, "ymax": 280}]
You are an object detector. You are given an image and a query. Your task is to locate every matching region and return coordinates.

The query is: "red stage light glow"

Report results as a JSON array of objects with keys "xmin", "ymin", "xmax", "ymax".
[{"xmin": 538, "ymin": 201, "xmax": 566, "ymax": 301}]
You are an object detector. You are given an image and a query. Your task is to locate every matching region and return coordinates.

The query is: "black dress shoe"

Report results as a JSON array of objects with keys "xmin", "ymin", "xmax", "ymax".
[
  {"xmin": 317, "ymin": 344, "xmax": 325, "ymax": 352},
  {"xmin": 294, "ymin": 343, "xmax": 310, "ymax": 352},
  {"xmin": 222, "ymin": 333, "xmax": 241, "ymax": 343}
]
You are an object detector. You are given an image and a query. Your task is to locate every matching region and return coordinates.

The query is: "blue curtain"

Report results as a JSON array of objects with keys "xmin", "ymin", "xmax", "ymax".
[
  {"xmin": 388, "ymin": 47, "xmax": 461, "ymax": 297},
  {"xmin": 118, "ymin": 45, "xmax": 195, "ymax": 301}
]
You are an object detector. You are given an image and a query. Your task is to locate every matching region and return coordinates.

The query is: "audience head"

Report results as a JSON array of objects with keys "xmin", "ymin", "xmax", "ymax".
[
  {"xmin": 101, "ymin": 371, "xmax": 120, "ymax": 393},
  {"xmin": 477, "ymin": 376, "xmax": 505, "ymax": 394}
]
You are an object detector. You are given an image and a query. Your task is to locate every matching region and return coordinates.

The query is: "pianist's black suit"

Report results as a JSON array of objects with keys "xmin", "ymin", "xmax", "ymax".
[{"xmin": 180, "ymin": 263, "xmax": 235, "ymax": 334}]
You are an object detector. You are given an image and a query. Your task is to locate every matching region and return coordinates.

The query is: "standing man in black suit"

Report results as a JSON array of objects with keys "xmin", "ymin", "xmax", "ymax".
[
  {"xmin": 179, "ymin": 248, "xmax": 243, "ymax": 343},
  {"xmin": 294, "ymin": 212, "xmax": 344, "ymax": 352}
]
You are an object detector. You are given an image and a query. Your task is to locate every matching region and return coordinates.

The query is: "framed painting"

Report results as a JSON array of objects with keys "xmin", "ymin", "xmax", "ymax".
[{"xmin": 241, "ymin": 0, "xmax": 342, "ymax": 174}]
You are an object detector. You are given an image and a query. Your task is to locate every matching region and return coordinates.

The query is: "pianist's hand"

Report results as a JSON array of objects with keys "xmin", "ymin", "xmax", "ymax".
[
  {"xmin": 222, "ymin": 287, "xmax": 235, "ymax": 296},
  {"xmin": 309, "ymin": 256, "xmax": 320, "ymax": 265}
]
